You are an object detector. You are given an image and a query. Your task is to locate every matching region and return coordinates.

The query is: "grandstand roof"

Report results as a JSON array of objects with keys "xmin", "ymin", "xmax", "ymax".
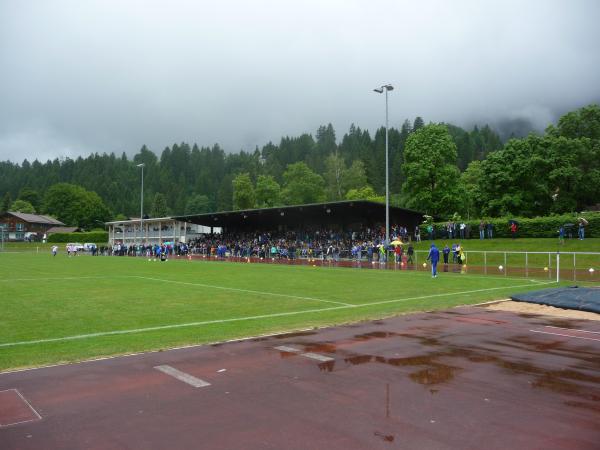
[{"xmin": 172, "ymin": 200, "xmax": 424, "ymax": 231}]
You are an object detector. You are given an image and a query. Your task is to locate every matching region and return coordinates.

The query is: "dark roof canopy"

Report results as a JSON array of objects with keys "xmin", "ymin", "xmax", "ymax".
[{"xmin": 173, "ymin": 200, "xmax": 424, "ymax": 232}]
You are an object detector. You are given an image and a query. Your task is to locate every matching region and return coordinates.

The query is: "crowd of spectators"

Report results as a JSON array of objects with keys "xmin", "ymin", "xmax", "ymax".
[{"xmin": 104, "ymin": 224, "xmax": 418, "ymax": 262}]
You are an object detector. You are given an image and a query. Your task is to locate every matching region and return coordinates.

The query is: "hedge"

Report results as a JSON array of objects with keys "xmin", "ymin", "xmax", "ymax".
[
  {"xmin": 419, "ymin": 212, "xmax": 600, "ymax": 239},
  {"xmin": 47, "ymin": 231, "xmax": 109, "ymax": 243}
]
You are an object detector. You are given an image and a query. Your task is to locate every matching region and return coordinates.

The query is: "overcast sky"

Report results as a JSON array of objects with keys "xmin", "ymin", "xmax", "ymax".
[{"xmin": 1, "ymin": 0, "xmax": 599, "ymax": 163}]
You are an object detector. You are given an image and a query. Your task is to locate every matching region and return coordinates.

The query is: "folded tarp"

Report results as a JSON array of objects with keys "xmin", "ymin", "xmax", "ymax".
[{"xmin": 511, "ymin": 286, "xmax": 600, "ymax": 314}]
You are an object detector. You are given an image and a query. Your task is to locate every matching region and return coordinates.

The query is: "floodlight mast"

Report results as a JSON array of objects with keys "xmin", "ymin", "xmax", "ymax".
[
  {"xmin": 373, "ymin": 84, "xmax": 393, "ymax": 247},
  {"xmin": 137, "ymin": 163, "xmax": 145, "ymax": 244}
]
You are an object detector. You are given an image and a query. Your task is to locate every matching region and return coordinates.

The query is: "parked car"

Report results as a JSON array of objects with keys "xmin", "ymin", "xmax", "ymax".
[
  {"xmin": 66, "ymin": 242, "xmax": 85, "ymax": 251},
  {"xmin": 83, "ymin": 243, "xmax": 97, "ymax": 251}
]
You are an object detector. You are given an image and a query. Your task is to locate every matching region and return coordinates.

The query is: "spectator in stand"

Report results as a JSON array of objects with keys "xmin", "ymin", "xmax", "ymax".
[
  {"xmin": 479, "ymin": 220, "xmax": 485, "ymax": 239},
  {"xmin": 414, "ymin": 226, "xmax": 421, "ymax": 242},
  {"xmin": 394, "ymin": 244, "xmax": 402, "ymax": 263},
  {"xmin": 407, "ymin": 244, "xmax": 414, "ymax": 264},
  {"xmin": 459, "ymin": 222, "xmax": 466, "ymax": 239}
]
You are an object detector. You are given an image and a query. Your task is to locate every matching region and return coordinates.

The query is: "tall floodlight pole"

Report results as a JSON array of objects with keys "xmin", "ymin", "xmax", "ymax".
[
  {"xmin": 373, "ymin": 84, "xmax": 394, "ymax": 245},
  {"xmin": 137, "ymin": 163, "xmax": 145, "ymax": 244}
]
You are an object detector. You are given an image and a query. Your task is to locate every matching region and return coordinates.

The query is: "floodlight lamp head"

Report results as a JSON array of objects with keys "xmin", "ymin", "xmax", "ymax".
[
  {"xmin": 384, "ymin": 84, "xmax": 394, "ymax": 91},
  {"xmin": 137, "ymin": 163, "xmax": 145, "ymax": 167},
  {"xmin": 373, "ymin": 88, "xmax": 384, "ymax": 93}
]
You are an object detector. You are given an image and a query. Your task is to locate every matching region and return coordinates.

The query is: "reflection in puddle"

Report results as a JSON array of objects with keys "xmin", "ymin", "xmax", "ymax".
[
  {"xmin": 318, "ymin": 360, "xmax": 335, "ymax": 372},
  {"xmin": 564, "ymin": 400, "xmax": 600, "ymax": 413},
  {"xmin": 303, "ymin": 342, "xmax": 338, "ymax": 354},
  {"xmin": 345, "ymin": 354, "xmax": 374, "ymax": 365},
  {"xmin": 410, "ymin": 365, "xmax": 458, "ymax": 385},
  {"xmin": 354, "ymin": 331, "xmax": 399, "ymax": 340}
]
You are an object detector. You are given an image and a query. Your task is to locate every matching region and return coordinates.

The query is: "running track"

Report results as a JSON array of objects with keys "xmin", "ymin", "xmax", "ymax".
[{"xmin": 1, "ymin": 306, "xmax": 599, "ymax": 449}]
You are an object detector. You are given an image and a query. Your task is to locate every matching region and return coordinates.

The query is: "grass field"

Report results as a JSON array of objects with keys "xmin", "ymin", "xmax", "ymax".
[{"xmin": 0, "ymin": 252, "xmax": 577, "ymax": 372}]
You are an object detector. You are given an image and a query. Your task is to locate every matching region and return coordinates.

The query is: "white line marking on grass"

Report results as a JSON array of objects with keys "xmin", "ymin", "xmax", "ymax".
[
  {"xmin": 0, "ymin": 276, "xmax": 110, "ymax": 283},
  {"xmin": 0, "ymin": 306, "xmax": 347, "ymax": 348},
  {"xmin": 364, "ymin": 281, "xmax": 557, "ymax": 308},
  {"xmin": 154, "ymin": 365, "xmax": 211, "ymax": 387},
  {"xmin": 0, "ymin": 281, "xmax": 556, "ymax": 348},
  {"xmin": 530, "ymin": 329, "xmax": 600, "ymax": 342},
  {"xmin": 131, "ymin": 275, "xmax": 354, "ymax": 307},
  {"xmin": 545, "ymin": 326, "xmax": 600, "ymax": 335}
]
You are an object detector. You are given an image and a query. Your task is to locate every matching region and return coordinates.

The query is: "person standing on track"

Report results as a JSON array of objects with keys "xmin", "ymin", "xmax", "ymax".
[{"xmin": 427, "ymin": 243, "xmax": 440, "ymax": 278}]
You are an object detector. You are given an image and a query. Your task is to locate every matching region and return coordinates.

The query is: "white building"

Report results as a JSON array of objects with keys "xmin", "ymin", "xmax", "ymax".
[{"xmin": 105, "ymin": 217, "xmax": 216, "ymax": 246}]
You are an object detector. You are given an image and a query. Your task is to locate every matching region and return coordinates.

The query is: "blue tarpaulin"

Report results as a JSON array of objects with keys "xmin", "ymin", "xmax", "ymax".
[{"xmin": 511, "ymin": 286, "xmax": 600, "ymax": 314}]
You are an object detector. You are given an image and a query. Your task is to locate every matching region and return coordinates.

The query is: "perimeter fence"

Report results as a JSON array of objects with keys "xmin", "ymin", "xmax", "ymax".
[{"xmin": 1, "ymin": 243, "xmax": 598, "ymax": 282}]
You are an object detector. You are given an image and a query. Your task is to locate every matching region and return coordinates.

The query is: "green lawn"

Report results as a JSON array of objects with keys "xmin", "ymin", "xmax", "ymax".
[{"xmin": 1, "ymin": 252, "xmax": 580, "ymax": 371}]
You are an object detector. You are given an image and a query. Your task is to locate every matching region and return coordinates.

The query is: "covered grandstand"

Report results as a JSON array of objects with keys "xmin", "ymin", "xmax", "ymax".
[
  {"xmin": 106, "ymin": 200, "xmax": 424, "ymax": 247},
  {"xmin": 173, "ymin": 200, "xmax": 424, "ymax": 233}
]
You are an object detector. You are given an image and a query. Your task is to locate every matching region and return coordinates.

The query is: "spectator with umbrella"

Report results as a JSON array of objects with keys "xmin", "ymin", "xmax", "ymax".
[
  {"xmin": 509, "ymin": 219, "xmax": 519, "ymax": 239},
  {"xmin": 578, "ymin": 217, "xmax": 588, "ymax": 240}
]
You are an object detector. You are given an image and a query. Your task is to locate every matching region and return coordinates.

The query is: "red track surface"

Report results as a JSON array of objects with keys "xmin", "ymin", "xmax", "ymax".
[{"xmin": 1, "ymin": 307, "xmax": 599, "ymax": 449}]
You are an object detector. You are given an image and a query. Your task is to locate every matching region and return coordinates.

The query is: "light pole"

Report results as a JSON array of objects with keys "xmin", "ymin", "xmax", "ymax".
[
  {"xmin": 137, "ymin": 163, "xmax": 145, "ymax": 244},
  {"xmin": 373, "ymin": 84, "xmax": 393, "ymax": 245}
]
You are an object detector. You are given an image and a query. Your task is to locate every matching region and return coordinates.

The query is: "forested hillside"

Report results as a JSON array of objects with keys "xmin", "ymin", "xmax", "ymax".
[{"xmin": 1, "ymin": 105, "xmax": 598, "ymax": 228}]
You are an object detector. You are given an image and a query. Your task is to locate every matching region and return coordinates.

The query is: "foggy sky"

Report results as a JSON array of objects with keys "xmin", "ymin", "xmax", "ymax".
[{"xmin": 1, "ymin": 0, "xmax": 599, "ymax": 163}]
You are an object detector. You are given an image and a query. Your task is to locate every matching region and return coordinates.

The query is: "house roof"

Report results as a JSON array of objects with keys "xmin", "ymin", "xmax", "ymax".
[
  {"xmin": 46, "ymin": 226, "xmax": 80, "ymax": 234},
  {"xmin": 7, "ymin": 211, "xmax": 65, "ymax": 226}
]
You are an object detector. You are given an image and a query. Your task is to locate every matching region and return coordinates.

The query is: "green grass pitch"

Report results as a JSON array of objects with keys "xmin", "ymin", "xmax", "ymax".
[{"xmin": 0, "ymin": 253, "xmax": 564, "ymax": 371}]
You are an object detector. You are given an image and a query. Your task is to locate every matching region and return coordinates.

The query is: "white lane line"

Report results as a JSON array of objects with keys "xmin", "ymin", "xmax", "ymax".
[
  {"xmin": 274, "ymin": 345, "xmax": 301, "ymax": 353},
  {"xmin": 0, "ymin": 389, "xmax": 42, "ymax": 427},
  {"xmin": 274, "ymin": 346, "xmax": 334, "ymax": 362},
  {"xmin": 154, "ymin": 365, "xmax": 211, "ymax": 388},
  {"xmin": 302, "ymin": 352, "xmax": 334, "ymax": 362},
  {"xmin": 0, "ymin": 281, "xmax": 554, "ymax": 348},
  {"xmin": 132, "ymin": 275, "xmax": 354, "ymax": 307},
  {"xmin": 530, "ymin": 329, "xmax": 600, "ymax": 342},
  {"xmin": 545, "ymin": 325, "xmax": 600, "ymax": 335}
]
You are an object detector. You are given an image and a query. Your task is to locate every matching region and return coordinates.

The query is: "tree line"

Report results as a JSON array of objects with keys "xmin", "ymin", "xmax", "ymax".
[{"xmin": 1, "ymin": 105, "xmax": 598, "ymax": 229}]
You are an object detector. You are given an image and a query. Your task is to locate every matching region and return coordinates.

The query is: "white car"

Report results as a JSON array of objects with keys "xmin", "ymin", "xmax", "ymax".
[{"xmin": 66, "ymin": 243, "xmax": 85, "ymax": 251}]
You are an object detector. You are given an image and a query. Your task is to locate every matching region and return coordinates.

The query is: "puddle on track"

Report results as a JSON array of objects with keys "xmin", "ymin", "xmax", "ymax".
[{"xmin": 409, "ymin": 365, "xmax": 458, "ymax": 385}]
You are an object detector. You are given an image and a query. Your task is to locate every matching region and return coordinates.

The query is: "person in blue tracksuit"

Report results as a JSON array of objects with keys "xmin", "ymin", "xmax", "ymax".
[{"xmin": 427, "ymin": 243, "xmax": 440, "ymax": 278}]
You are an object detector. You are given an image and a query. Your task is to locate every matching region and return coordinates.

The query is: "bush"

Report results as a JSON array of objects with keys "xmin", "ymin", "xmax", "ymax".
[
  {"xmin": 419, "ymin": 212, "xmax": 600, "ymax": 239},
  {"xmin": 47, "ymin": 231, "xmax": 108, "ymax": 243}
]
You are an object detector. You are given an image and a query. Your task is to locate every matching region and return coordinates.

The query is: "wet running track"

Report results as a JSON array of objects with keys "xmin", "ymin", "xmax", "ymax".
[{"xmin": 1, "ymin": 306, "xmax": 599, "ymax": 449}]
